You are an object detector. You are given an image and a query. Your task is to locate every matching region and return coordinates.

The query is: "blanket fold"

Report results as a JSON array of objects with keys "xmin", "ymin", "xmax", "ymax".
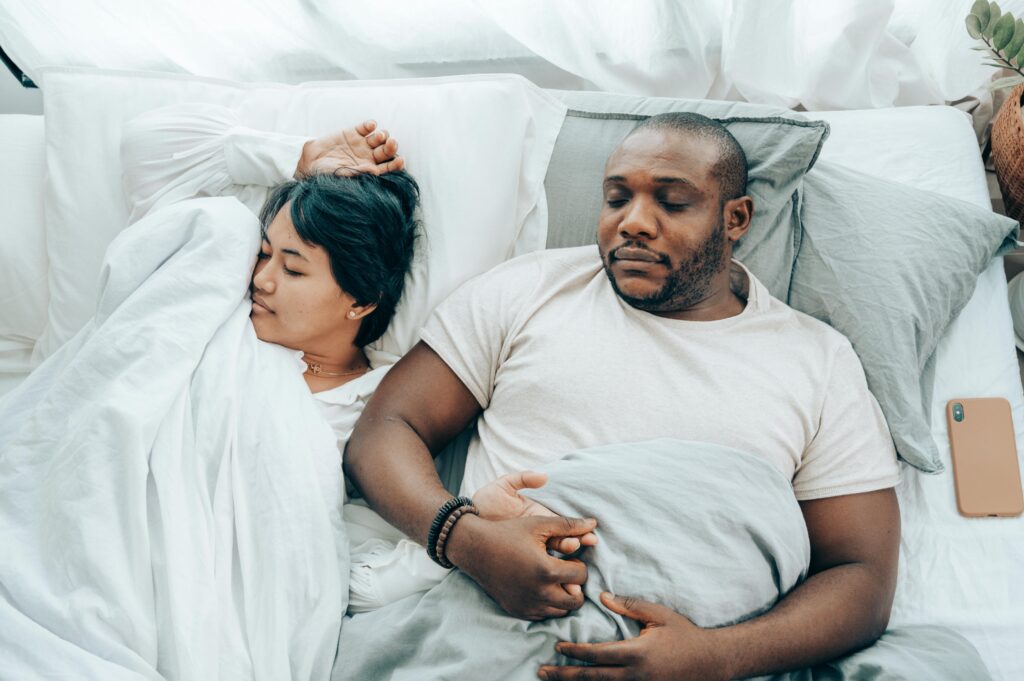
[
  {"xmin": 333, "ymin": 439, "xmax": 989, "ymax": 681},
  {"xmin": 0, "ymin": 198, "xmax": 347, "ymax": 680}
]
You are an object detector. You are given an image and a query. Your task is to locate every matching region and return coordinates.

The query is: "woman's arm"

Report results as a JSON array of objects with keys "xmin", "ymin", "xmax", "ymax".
[{"xmin": 120, "ymin": 103, "xmax": 400, "ymax": 223}]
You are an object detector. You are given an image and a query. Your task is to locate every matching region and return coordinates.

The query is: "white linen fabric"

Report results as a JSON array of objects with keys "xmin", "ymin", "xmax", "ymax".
[
  {"xmin": 806, "ymin": 106, "xmax": 1024, "ymax": 681},
  {"xmin": 0, "ymin": 115, "xmax": 47, "ymax": 374},
  {"xmin": 0, "ymin": 197, "xmax": 346, "ymax": 679},
  {"xmin": 1, "ymin": 1, "xmax": 1019, "ymax": 110},
  {"xmin": 33, "ymin": 68, "xmax": 566, "ymax": 365},
  {"xmin": 421, "ymin": 251, "xmax": 900, "ymax": 499}
]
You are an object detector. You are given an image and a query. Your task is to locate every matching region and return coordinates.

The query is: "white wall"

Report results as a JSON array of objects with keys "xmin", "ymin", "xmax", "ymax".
[{"xmin": 0, "ymin": 71, "xmax": 42, "ymax": 114}]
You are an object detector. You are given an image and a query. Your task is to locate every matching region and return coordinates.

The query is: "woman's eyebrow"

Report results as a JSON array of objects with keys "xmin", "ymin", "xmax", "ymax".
[{"xmin": 261, "ymin": 234, "xmax": 309, "ymax": 261}]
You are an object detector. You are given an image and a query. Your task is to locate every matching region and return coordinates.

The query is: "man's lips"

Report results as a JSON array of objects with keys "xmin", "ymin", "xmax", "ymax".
[
  {"xmin": 611, "ymin": 246, "xmax": 667, "ymax": 265},
  {"xmin": 252, "ymin": 295, "xmax": 274, "ymax": 313}
]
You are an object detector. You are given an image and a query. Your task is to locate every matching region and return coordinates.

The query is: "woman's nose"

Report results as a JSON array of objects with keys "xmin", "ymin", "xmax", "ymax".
[{"xmin": 252, "ymin": 262, "xmax": 275, "ymax": 293}]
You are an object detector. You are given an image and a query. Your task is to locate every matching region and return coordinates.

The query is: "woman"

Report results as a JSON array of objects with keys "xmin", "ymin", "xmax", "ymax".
[{"xmin": 122, "ymin": 106, "xmax": 418, "ymax": 446}]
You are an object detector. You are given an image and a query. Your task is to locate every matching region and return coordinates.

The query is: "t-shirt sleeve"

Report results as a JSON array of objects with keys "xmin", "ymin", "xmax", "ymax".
[
  {"xmin": 793, "ymin": 340, "xmax": 901, "ymax": 501},
  {"xmin": 418, "ymin": 257, "xmax": 539, "ymax": 409}
]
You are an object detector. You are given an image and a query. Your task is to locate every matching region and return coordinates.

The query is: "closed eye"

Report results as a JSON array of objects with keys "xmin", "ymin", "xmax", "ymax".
[
  {"xmin": 283, "ymin": 267, "xmax": 302, "ymax": 277},
  {"xmin": 257, "ymin": 251, "xmax": 270, "ymax": 260},
  {"xmin": 661, "ymin": 202, "xmax": 688, "ymax": 212},
  {"xmin": 606, "ymin": 199, "xmax": 628, "ymax": 208}
]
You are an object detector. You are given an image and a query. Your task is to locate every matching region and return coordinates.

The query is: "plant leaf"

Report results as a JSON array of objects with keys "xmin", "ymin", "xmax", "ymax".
[
  {"xmin": 972, "ymin": 0, "xmax": 991, "ymax": 27},
  {"xmin": 1006, "ymin": 18, "xmax": 1024, "ymax": 57},
  {"xmin": 966, "ymin": 14, "xmax": 984, "ymax": 38},
  {"xmin": 1017, "ymin": 41, "xmax": 1024, "ymax": 67},
  {"xmin": 988, "ymin": 75, "xmax": 1024, "ymax": 90},
  {"xmin": 994, "ymin": 12, "xmax": 1015, "ymax": 50},
  {"xmin": 985, "ymin": 2, "xmax": 1002, "ymax": 37},
  {"xmin": 983, "ymin": 61, "xmax": 1009, "ymax": 68}
]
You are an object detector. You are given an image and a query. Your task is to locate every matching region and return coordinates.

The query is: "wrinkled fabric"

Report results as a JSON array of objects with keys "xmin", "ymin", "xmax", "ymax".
[{"xmin": 0, "ymin": 198, "xmax": 347, "ymax": 680}]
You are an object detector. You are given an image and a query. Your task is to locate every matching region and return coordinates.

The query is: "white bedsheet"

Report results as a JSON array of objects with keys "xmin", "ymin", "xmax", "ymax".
[
  {"xmin": 0, "ymin": 104, "xmax": 1020, "ymax": 677},
  {"xmin": 808, "ymin": 106, "xmax": 1024, "ymax": 681},
  {"xmin": 0, "ymin": 198, "xmax": 346, "ymax": 679}
]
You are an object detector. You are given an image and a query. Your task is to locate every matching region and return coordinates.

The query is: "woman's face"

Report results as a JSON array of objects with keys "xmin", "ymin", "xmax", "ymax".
[{"xmin": 250, "ymin": 203, "xmax": 361, "ymax": 353}]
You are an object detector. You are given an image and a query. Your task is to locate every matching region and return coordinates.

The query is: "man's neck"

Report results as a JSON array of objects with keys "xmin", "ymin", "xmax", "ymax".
[{"xmin": 653, "ymin": 262, "xmax": 749, "ymax": 322}]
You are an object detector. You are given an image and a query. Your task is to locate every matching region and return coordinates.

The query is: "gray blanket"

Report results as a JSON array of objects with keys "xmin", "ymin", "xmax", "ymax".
[{"xmin": 333, "ymin": 439, "xmax": 989, "ymax": 680}]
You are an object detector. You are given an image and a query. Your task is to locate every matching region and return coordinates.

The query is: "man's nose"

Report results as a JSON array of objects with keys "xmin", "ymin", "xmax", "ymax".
[{"xmin": 619, "ymin": 197, "xmax": 658, "ymax": 240}]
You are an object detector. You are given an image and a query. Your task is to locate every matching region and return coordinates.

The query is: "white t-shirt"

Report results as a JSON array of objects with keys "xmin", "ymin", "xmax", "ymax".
[{"xmin": 420, "ymin": 246, "xmax": 900, "ymax": 501}]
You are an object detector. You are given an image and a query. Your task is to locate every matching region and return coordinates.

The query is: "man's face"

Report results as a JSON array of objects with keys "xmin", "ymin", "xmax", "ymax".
[{"xmin": 597, "ymin": 128, "xmax": 731, "ymax": 314}]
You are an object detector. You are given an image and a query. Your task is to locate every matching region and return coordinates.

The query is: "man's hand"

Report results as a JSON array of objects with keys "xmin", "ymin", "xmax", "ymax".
[
  {"xmin": 295, "ymin": 120, "xmax": 405, "ymax": 179},
  {"xmin": 473, "ymin": 471, "xmax": 599, "ymax": 555},
  {"xmin": 446, "ymin": 514, "xmax": 598, "ymax": 621},
  {"xmin": 537, "ymin": 592, "xmax": 731, "ymax": 681}
]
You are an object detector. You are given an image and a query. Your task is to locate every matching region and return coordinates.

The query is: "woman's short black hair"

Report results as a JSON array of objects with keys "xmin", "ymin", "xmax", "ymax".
[{"xmin": 258, "ymin": 170, "xmax": 420, "ymax": 348}]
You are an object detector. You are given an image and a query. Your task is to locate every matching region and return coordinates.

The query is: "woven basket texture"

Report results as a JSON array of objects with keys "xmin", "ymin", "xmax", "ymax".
[{"xmin": 992, "ymin": 82, "xmax": 1024, "ymax": 224}]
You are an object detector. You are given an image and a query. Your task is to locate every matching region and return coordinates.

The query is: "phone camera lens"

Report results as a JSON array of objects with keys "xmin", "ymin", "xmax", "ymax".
[{"xmin": 953, "ymin": 403, "xmax": 964, "ymax": 422}]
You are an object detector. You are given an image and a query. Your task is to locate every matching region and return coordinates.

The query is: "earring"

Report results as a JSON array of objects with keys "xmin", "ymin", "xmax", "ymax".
[{"xmin": 348, "ymin": 311, "xmax": 357, "ymax": 319}]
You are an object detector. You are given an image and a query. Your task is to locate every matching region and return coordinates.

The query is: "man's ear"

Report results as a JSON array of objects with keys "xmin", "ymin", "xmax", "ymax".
[
  {"xmin": 723, "ymin": 196, "xmax": 754, "ymax": 243},
  {"xmin": 347, "ymin": 301, "xmax": 378, "ymax": 321}
]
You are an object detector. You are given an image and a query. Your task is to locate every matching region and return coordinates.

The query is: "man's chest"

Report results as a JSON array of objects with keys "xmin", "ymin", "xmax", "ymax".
[{"xmin": 487, "ymin": 309, "xmax": 824, "ymax": 475}]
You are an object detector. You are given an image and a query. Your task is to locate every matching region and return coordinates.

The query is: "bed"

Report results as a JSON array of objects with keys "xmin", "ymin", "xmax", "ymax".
[{"xmin": 0, "ymin": 100, "xmax": 1021, "ymax": 678}]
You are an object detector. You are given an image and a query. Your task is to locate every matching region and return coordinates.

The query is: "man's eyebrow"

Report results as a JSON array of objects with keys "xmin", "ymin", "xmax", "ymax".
[{"xmin": 602, "ymin": 175, "xmax": 698, "ymax": 189}]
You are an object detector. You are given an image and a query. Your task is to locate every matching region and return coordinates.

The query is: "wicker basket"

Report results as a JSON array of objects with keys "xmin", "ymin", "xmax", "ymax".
[{"xmin": 992, "ymin": 83, "xmax": 1024, "ymax": 224}]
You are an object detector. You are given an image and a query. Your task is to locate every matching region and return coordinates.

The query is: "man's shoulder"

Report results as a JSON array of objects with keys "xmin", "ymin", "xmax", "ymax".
[
  {"xmin": 758, "ymin": 288, "xmax": 856, "ymax": 361},
  {"xmin": 472, "ymin": 245, "xmax": 602, "ymax": 290}
]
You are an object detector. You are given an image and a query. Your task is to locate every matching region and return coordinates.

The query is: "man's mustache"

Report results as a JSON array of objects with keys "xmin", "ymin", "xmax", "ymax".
[{"xmin": 609, "ymin": 242, "xmax": 672, "ymax": 266}]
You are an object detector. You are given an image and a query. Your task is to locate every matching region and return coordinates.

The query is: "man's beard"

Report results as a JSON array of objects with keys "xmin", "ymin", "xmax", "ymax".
[{"xmin": 601, "ymin": 218, "xmax": 728, "ymax": 314}]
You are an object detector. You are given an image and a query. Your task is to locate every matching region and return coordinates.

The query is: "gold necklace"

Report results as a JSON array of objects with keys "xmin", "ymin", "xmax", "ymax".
[{"xmin": 303, "ymin": 359, "xmax": 370, "ymax": 378}]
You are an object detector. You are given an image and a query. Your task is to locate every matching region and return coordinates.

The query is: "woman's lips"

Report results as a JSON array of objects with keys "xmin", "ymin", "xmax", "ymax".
[{"xmin": 252, "ymin": 295, "xmax": 274, "ymax": 313}]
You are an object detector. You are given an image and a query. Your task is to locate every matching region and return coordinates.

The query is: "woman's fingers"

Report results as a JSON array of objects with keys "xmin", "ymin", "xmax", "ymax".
[
  {"xmin": 355, "ymin": 119, "xmax": 378, "ymax": 137},
  {"xmin": 372, "ymin": 137, "xmax": 399, "ymax": 163}
]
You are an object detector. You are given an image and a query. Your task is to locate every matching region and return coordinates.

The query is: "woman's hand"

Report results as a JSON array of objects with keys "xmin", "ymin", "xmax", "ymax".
[
  {"xmin": 473, "ymin": 471, "xmax": 599, "ymax": 555},
  {"xmin": 295, "ymin": 120, "xmax": 405, "ymax": 179}
]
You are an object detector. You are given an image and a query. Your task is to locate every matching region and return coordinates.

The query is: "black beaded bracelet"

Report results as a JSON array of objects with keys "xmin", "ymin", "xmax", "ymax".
[{"xmin": 426, "ymin": 495, "xmax": 474, "ymax": 566}]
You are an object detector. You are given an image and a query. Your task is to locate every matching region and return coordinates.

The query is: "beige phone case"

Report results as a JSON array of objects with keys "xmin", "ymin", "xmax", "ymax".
[{"xmin": 946, "ymin": 397, "xmax": 1024, "ymax": 517}]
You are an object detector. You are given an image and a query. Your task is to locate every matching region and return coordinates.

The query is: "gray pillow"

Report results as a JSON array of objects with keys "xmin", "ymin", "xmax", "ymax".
[
  {"xmin": 791, "ymin": 162, "xmax": 1018, "ymax": 472},
  {"xmin": 544, "ymin": 90, "xmax": 829, "ymax": 298}
]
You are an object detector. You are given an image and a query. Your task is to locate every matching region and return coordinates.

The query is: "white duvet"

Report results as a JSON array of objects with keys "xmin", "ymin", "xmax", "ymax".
[{"xmin": 0, "ymin": 197, "xmax": 346, "ymax": 680}]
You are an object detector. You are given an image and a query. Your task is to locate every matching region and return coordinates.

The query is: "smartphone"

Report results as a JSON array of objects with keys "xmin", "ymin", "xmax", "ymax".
[{"xmin": 946, "ymin": 397, "xmax": 1024, "ymax": 518}]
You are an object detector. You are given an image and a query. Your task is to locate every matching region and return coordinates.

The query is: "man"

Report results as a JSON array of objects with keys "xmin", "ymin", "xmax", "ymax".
[{"xmin": 344, "ymin": 112, "xmax": 901, "ymax": 680}]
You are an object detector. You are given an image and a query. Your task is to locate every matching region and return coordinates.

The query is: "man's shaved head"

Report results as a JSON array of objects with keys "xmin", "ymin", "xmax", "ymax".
[{"xmin": 628, "ymin": 112, "xmax": 748, "ymax": 203}]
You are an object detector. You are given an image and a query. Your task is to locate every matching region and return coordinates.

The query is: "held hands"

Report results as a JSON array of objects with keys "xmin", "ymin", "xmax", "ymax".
[
  {"xmin": 295, "ymin": 120, "xmax": 405, "ymax": 179},
  {"xmin": 537, "ymin": 593, "xmax": 732, "ymax": 681},
  {"xmin": 446, "ymin": 513, "xmax": 598, "ymax": 621},
  {"xmin": 473, "ymin": 471, "xmax": 600, "ymax": 555}
]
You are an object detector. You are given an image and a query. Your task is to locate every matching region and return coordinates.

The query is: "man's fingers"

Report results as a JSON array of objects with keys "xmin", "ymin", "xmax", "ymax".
[
  {"xmin": 354, "ymin": 119, "xmax": 377, "ymax": 137},
  {"xmin": 542, "ymin": 582, "xmax": 585, "ymax": 612},
  {"xmin": 549, "ymin": 536, "xmax": 581, "ymax": 554},
  {"xmin": 599, "ymin": 592, "xmax": 668, "ymax": 625},
  {"xmin": 501, "ymin": 470, "xmax": 549, "ymax": 493},
  {"xmin": 555, "ymin": 639, "xmax": 640, "ymax": 666},
  {"xmin": 535, "ymin": 515, "xmax": 597, "ymax": 539},
  {"xmin": 538, "ymin": 664, "xmax": 626, "ymax": 681},
  {"xmin": 541, "ymin": 556, "xmax": 587, "ymax": 587}
]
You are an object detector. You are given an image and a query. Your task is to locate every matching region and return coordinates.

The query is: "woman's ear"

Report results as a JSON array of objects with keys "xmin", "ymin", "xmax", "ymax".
[{"xmin": 347, "ymin": 301, "xmax": 378, "ymax": 321}]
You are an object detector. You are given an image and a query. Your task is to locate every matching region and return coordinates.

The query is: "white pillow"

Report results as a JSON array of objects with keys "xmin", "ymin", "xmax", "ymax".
[
  {"xmin": 34, "ymin": 67, "xmax": 566, "ymax": 361},
  {"xmin": 0, "ymin": 114, "xmax": 48, "ymax": 373}
]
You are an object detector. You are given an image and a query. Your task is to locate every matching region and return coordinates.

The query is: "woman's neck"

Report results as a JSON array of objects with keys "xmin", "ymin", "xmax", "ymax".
[{"xmin": 301, "ymin": 347, "xmax": 370, "ymax": 393}]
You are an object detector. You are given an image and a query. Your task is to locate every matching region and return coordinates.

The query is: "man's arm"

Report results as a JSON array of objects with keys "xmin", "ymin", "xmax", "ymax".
[
  {"xmin": 345, "ymin": 341, "xmax": 598, "ymax": 620},
  {"xmin": 541, "ymin": 487, "xmax": 899, "ymax": 680}
]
